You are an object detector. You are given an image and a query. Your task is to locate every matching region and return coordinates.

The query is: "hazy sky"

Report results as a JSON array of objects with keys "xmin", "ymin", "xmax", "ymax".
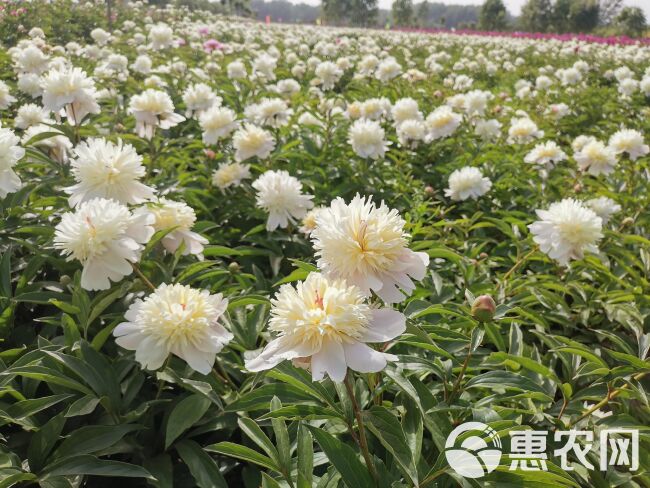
[{"xmin": 291, "ymin": 0, "xmax": 650, "ymax": 17}]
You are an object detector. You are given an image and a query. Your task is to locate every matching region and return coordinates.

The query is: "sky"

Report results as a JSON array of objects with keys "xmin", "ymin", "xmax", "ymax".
[{"xmin": 290, "ymin": 0, "xmax": 650, "ymax": 17}]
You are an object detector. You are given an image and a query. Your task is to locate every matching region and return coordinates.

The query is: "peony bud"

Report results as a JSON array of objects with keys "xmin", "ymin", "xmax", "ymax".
[
  {"xmin": 228, "ymin": 261, "xmax": 240, "ymax": 273},
  {"xmin": 205, "ymin": 149, "xmax": 216, "ymax": 159},
  {"xmin": 424, "ymin": 185, "xmax": 434, "ymax": 195},
  {"xmin": 471, "ymin": 294, "xmax": 496, "ymax": 322}
]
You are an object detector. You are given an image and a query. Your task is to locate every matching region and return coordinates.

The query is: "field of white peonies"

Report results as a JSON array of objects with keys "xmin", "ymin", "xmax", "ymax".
[{"xmin": 1, "ymin": 4, "xmax": 649, "ymax": 488}]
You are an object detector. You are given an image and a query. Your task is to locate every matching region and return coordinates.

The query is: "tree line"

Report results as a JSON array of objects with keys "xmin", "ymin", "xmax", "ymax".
[
  {"xmin": 480, "ymin": 0, "xmax": 647, "ymax": 37},
  {"xmin": 173, "ymin": 0, "xmax": 646, "ymax": 37}
]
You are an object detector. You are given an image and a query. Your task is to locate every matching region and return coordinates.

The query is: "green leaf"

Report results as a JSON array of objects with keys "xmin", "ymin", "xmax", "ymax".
[
  {"xmin": 52, "ymin": 424, "xmax": 142, "ymax": 460},
  {"xmin": 41, "ymin": 455, "xmax": 154, "ymax": 480},
  {"xmin": 176, "ymin": 440, "xmax": 228, "ymax": 488},
  {"xmin": 206, "ymin": 442, "xmax": 281, "ymax": 473},
  {"xmin": 307, "ymin": 426, "xmax": 374, "ymax": 488},
  {"xmin": 464, "ymin": 371, "xmax": 553, "ymax": 400},
  {"xmin": 269, "ymin": 397, "xmax": 291, "ymax": 475},
  {"xmin": 297, "ymin": 422, "xmax": 313, "ymax": 488},
  {"xmin": 363, "ymin": 405, "xmax": 418, "ymax": 485},
  {"xmin": 165, "ymin": 394, "xmax": 211, "ymax": 449}
]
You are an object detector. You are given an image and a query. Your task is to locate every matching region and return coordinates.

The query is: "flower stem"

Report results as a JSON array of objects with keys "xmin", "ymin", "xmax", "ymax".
[
  {"xmin": 570, "ymin": 372, "xmax": 647, "ymax": 426},
  {"xmin": 131, "ymin": 262, "xmax": 156, "ymax": 291},
  {"xmin": 449, "ymin": 346, "xmax": 472, "ymax": 403},
  {"xmin": 212, "ymin": 359, "xmax": 236, "ymax": 389},
  {"xmin": 344, "ymin": 372, "xmax": 378, "ymax": 484},
  {"xmin": 498, "ymin": 245, "xmax": 539, "ymax": 288}
]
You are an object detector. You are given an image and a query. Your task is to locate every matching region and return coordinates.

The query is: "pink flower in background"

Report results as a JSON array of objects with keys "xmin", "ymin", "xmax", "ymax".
[
  {"xmin": 203, "ymin": 39, "xmax": 223, "ymax": 52},
  {"xmin": 198, "ymin": 27, "xmax": 209, "ymax": 35}
]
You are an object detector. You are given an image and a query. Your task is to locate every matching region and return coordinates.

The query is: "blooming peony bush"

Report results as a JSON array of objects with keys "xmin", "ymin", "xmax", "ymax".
[{"xmin": 0, "ymin": 4, "xmax": 649, "ymax": 488}]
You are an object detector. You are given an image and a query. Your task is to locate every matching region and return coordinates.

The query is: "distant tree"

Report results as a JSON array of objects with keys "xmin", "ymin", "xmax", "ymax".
[
  {"xmin": 479, "ymin": 0, "xmax": 508, "ymax": 31},
  {"xmin": 568, "ymin": 0, "xmax": 599, "ymax": 32},
  {"xmin": 392, "ymin": 0, "xmax": 414, "ymax": 26},
  {"xmin": 519, "ymin": 0, "xmax": 553, "ymax": 32},
  {"xmin": 599, "ymin": 0, "xmax": 622, "ymax": 24},
  {"xmin": 550, "ymin": 0, "xmax": 571, "ymax": 32},
  {"xmin": 416, "ymin": 1, "xmax": 431, "ymax": 27},
  {"xmin": 439, "ymin": 15, "xmax": 446, "ymax": 27},
  {"xmin": 615, "ymin": 6, "xmax": 646, "ymax": 37},
  {"xmin": 351, "ymin": 0, "xmax": 379, "ymax": 26}
]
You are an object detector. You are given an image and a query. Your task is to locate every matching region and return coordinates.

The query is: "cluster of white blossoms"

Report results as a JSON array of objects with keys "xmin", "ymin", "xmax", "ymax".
[
  {"xmin": 246, "ymin": 273, "xmax": 405, "ymax": 381},
  {"xmin": 54, "ymin": 198, "xmax": 155, "ymax": 290},
  {"xmin": 128, "ymin": 89, "xmax": 185, "ymax": 140},
  {"xmin": 40, "ymin": 67, "xmax": 100, "ymax": 125},
  {"xmin": 247, "ymin": 194, "xmax": 429, "ymax": 380},
  {"xmin": 3, "ymin": 13, "xmax": 648, "ymax": 384},
  {"xmin": 445, "ymin": 166, "xmax": 492, "ymax": 202},
  {"xmin": 148, "ymin": 198, "xmax": 209, "ymax": 257},
  {"xmin": 114, "ymin": 283, "xmax": 232, "ymax": 374},
  {"xmin": 252, "ymin": 170, "xmax": 314, "ymax": 231},
  {"xmin": 0, "ymin": 128, "xmax": 25, "ymax": 198},
  {"xmin": 529, "ymin": 198, "xmax": 603, "ymax": 266},
  {"xmin": 66, "ymin": 138, "xmax": 154, "ymax": 207}
]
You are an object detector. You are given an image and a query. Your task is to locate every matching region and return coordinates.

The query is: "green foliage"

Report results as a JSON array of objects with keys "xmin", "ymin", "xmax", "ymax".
[
  {"xmin": 519, "ymin": 0, "xmax": 554, "ymax": 32},
  {"xmin": 0, "ymin": 4, "xmax": 649, "ymax": 488},
  {"xmin": 392, "ymin": 0, "xmax": 414, "ymax": 27},
  {"xmin": 479, "ymin": 0, "xmax": 509, "ymax": 31},
  {"xmin": 615, "ymin": 6, "xmax": 647, "ymax": 38}
]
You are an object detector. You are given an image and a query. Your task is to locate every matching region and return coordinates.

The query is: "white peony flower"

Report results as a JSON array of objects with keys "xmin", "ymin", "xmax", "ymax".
[
  {"xmin": 574, "ymin": 140, "xmax": 618, "ymax": 176},
  {"xmin": 425, "ymin": 106, "xmax": 462, "ymax": 141},
  {"xmin": 315, "ymin": 61, "xmax": 343, "ymax": 90},
  {"xmin": 227, "ymin": 60, "xmax": 247, "ymax": 79},
  {"xmin": 128, "ymin": 89, "xmax": 185, "ymax": 140},
  {"xmin": 14, "ymin": 103, "xmax": 51, "ymax": 129},
  {"xmin": 348, "ymin": 119, "xmax": 389, "ymax": 159},
  {"xmin": 66, "ymin": 138, "xmax": 155, "ymax": 207},
  {"xmin": 40, "ymin": 67, "xmax": 100, "ymax": 125},
  {"xmin": 311, "ymin": 195, "xmax": 429, "ymax": 303},
  {"xmin": 232, "ymin": 124, "xmax": 276, "ymax": 162},
  {"xmin": 132, "ymin": 55, "xmax": 153, "ymax": 74},
  {"xmin": 199, "ymin": 106, "xmax": 238, "ymax": 145},
  {"xmin": 0, "ymin": 128, "xmax": 25, "ymax": 198},
  {"xmin": 0, "ymin": 81, "xmax": 17, "ymax": 110},
  {"xmin": 608, "ymin": 129, "xmax": 649, "ymax": 161},
  {"xmin": 148, "ymin": 198, "xmax": 208, "ymax": 256},
  {"xmin": 18, "ymin": 73, "xmax": 43, "ymax": 98},
  {"xmin": 212, "ymin": 161, "xmax": 251, "ymax": 190},
  {"xmin": 397, "ymin": 119, "xmax": 426, "ymax": 148},
  {"xmin": 54, "ymin": 198, "xmax": 155, "ymax": 290},
  {"xmin": 376, "ymin": 58, "xmax": 402, "ymax": 82},
  {"xmin": 252, "ymin": 170, "xmax": 314, "ymax": 231},
  {"xmin": 182, "ymin": 82, "xmax": 219, "ymax": 118},
  {"xmin": 445, "ymin": 166, "xmax": 492, "ymax": 201},
  {"xmin": 114, "ymin": 283, "xmax": 232, "ymax": 374},
  {"xmin": 245, "ymin": 98, "xmax": 291, "ymax": 128},
  {"xmin": 508, "ymin": 117, "xmax": 544, "ymax": 144},
  {"xmin": 474, "ymin": 119, "xmax": 501, "ymax": 141},
  {"xmin": 524, "ymin": 141, "xmax": 567, "ymax": 168},
  {"xmin": 252, "ymin": 53, "xmax": 277, "ymax": 80},
  {"xmin": 149, "ymin": 23, "xmax": 174, "ymax": 50},
  {"xmin": 585, "ymin": 197, "xmax": 621, "ymax": 225},
  {"xmin": 571, "ymin": 135, "xmax": 597, "ymax": 153},
  {"xmin": 246, "ymin": 272, "xmax": 405, "ymax": 382},
  {"xmin": 90, "ymin": 28, "xmax": 111, "ymax": 45},
  {"xmin": 528, "ymin": 198, "xmax": 603, "ymax": 266},
  {"xmin": 14, "ymin": 45, "xmax": 49, "ymax": 75},
  {"xmin": 391, "ymin": 98, "xmax": 423, "ymax": 126}
]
